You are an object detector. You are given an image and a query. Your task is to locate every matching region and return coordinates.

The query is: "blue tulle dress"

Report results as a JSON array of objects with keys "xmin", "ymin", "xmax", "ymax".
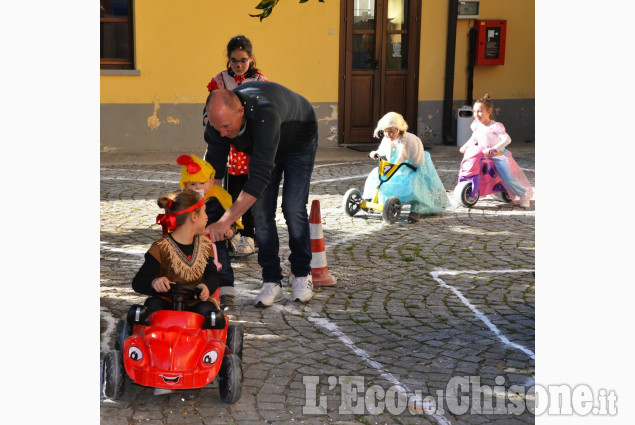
[{"xmin": 362, "ymin": 150, "xmax": 449, "ymax": 215}]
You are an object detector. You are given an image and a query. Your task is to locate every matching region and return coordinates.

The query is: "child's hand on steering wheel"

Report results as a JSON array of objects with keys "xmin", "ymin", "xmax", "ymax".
[
  {"xmin": 151, "ymin": 277, "xmax": 172, "ymax": 293},
  {"xmin": 196, "ymin": 284, "xmax": 210, "ymax": 301}
]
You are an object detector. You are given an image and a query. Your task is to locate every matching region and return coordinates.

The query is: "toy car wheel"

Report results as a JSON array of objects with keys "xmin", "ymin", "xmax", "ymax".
[
  {"xmin": 382, "ymin": 196, "xmax": 401, "ymax": 224},
  {"xmin": 115, "ymin": 316, "xmax": 131, "ymax": 351},
  {"xmin": 101, "ymin": 350, "xmax": 124, "ymax": 400},
  {"xmin": 226, "ymin": 323, "xmax": 244, "ymax": 360},
  {"xmin": 454, "ymin": 181, "xmax": 479, "ymax": 208},
  {"xmin": 492, "ymin": 191, "xmax": 512, "ymax": 203},
  {"xmin": 342, "ymin": 188, "xmax": 362, "ymax": 217},
  {"xmin": 219, "ymin": 354, "xmax": 243, "ymax": 404}
]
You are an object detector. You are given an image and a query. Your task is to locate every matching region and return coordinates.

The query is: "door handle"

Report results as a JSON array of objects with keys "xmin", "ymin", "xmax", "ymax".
[{"xmin": 368, "ymin": 59, "xmax": 379, "ymax": 69}]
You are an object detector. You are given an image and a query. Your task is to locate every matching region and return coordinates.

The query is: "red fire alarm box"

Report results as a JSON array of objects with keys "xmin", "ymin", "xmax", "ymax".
[{"xmin": 475, "ymin": 19, "xmax": 506, "ymax": 65}]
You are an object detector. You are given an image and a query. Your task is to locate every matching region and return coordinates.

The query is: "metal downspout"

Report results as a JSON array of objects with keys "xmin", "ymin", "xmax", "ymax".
[
  {"xmin": 467, "ymin": 26, "xmax": 477, "ymax": 106},
  {"xmin": 442, "ymin": 0, "xmax": 458, "ymax": 145}
]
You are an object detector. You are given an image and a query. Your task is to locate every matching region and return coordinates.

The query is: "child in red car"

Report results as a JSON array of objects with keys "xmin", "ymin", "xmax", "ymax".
[{"xmin": 132, "ymin": 188, "xmax": 221, "ymax": 316}]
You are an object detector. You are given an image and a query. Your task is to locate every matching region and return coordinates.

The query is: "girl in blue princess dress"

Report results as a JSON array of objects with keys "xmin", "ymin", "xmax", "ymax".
[{"xmin": 363, "ymin": 112, "xmax": 449, "ymax": 223}]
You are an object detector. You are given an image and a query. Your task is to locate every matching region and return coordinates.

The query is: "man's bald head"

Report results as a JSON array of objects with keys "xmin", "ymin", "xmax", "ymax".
[
  {"xmin": 206, "ymin": 89, "xmax": 241, "ymax": 112},
  {"xmin": 206, "ymin": 90, "xmax": 245, "ymax": 139}
]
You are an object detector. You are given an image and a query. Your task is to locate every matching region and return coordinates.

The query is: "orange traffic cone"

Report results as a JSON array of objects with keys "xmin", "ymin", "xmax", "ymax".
[{"xmin": 309, "ymin": 199, "xmax": 337, "ymax": 287}]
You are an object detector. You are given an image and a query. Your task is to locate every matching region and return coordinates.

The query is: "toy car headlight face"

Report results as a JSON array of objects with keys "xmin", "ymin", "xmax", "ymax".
[
  {"xmin": 202, "ymin": 350, "xmax": 218, "ymax": 365},
  {"xmin": 128, "ymin": 346, "xmax": 144, "ymax": 361}
]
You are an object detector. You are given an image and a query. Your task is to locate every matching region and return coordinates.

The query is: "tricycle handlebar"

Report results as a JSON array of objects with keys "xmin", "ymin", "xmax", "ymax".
[
  {"xmin": 368, "ymin": 153, "xmax": 388, "ymax": 161},
  {"xmin": 403, "ymin": 163, "xmax": 417, "ymax": 171}
]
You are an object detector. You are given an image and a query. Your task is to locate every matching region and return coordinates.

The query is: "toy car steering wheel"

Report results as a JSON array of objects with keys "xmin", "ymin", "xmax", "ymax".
[{"xmin": 164, "ymin": 283, "xmax": 202, "ymax": 311}]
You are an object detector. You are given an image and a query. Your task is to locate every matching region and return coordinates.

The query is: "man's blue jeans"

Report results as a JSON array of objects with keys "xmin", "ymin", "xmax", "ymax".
[{"xmin": 251, "ymin": 135, "xmax": 318, "ymax": 283}]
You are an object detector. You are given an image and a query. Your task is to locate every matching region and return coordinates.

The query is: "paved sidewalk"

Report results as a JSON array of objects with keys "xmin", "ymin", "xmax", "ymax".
[
  {"xmin": 100, "ymin": 141, "xmax": 535, "ymax": 425},
  {"xmin": 100, "ymin": 142, "xmax": 536, "ymax": 166}
]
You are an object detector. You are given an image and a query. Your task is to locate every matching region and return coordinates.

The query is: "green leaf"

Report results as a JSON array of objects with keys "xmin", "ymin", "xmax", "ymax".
[
  {"xmin": 254, "ymin": 0, "xmax": 276, "ymax": 10},
  {"xmin": 261, "ymin": 7, "xmax": 272, "ymax": 19},
  {"xmin": 251, "ymin": 0, "xmax": 320, "ymax": 21}
]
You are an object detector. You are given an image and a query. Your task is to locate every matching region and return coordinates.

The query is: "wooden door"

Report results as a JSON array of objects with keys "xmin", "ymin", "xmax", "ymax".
[{"xmin": 338, "ymin": 0, "xmax": 421, "ymax": 145}]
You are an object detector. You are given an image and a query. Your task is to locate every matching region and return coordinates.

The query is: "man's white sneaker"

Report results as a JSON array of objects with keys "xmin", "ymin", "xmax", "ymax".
[
  {"xmin": 254, "ymin": 282, "xmax": 282, "ymax": 307},
  {"xmin": 292, "ymin": 275, "xmax": 313, "ymax": 303},
  {"xmin": 519, "ymin": 201, "xmax": 531, "ymax": 208}
]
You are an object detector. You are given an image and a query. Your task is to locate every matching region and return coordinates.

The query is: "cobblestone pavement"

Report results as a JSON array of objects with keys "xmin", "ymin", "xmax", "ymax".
[{"xmin": 100, "ymin": 143, "xmax": 535, "ymax": 425}]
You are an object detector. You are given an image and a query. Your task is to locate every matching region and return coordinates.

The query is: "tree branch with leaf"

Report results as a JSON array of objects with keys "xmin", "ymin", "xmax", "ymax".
[{"xmin": 250, "ymin": 0, "xmax": 324, "ymax": 22}]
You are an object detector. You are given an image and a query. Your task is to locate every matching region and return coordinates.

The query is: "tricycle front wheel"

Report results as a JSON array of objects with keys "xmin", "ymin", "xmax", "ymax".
[{"xmin": 342, "ymin": 188, "xmax": 362, "ymax": 217}]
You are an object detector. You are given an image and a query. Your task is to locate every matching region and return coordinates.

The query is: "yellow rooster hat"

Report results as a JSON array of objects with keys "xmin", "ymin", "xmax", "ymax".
[{"xmin": 177, "ymin": 154, "xmax": 215, "ymax": 188}]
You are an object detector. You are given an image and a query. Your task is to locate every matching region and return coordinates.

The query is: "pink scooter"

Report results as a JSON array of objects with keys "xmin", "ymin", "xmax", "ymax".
[{"xmin": 454, "ymin": 143, "xmax": 512, "ymax": 207}]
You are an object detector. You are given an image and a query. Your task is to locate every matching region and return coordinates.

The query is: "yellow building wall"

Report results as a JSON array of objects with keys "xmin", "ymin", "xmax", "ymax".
[
  {"xmin": 101, "ymin": 0, "xmax": 534, "ymax": 104},
  {"xmin": 100, "ymin": 0, "xmax": 340, "ymax": 104},
  {"xmin": 100, "ymin": 0, "xmax": 534, "ymax": 149},
  {"xmin": 420, "ymin": 0, "xmax": 535, "ymax": 101}
]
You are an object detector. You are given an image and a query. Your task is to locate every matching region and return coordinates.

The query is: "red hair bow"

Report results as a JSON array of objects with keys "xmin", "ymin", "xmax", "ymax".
[
  {"xmin": 155, "ymin": 198, "xmax": 206, "ymax": 235},
  {"xmin": 156, "ymin": 213, "xmax": 177, "ymax": 235}
]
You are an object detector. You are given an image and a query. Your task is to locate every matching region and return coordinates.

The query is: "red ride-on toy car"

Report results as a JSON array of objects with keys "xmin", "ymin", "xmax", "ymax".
[
  {"xmin": 101, "ymin": 284, "xmax": 244, "ymax": 403},
  {"xmin": 453, "ymin": 143, "xmax": 512, "ymax": 208}
]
